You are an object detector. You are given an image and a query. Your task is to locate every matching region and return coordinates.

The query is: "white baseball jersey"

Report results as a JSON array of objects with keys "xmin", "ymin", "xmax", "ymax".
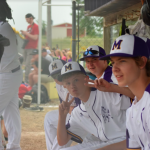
[
  {"xmin": 0, "ymin": 21, "xmax": 22, "ymax": 150},
  {"xmin": 126, "ymin": 84, "xmax": 150, "ymax": 150},
  {"xmin": 99, "ymin": 66, "xmax": 118, "ymax": 84},
  {"xmin": 66, "ymin": 88, "xmax": 131, "ymax": 143},
  {"xmin": 0, "ymin": 22, "xmax": 20, "ymax": 72}
]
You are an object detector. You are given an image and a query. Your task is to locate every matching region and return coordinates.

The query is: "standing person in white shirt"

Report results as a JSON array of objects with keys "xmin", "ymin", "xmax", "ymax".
[
  {"xmin": 0, "ymin": 0, "xmax": 23, "ymax": 150},
  {"xmin": 100, "ymin": 35, "xmax": 150, "ymax": 150},
  {"xmin": 57, "ymin": 61, "xmax": 131, "ymax": 150}
]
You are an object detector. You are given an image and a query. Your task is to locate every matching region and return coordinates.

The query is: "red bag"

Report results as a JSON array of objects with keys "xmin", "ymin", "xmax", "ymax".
[{"xmin": 18, "ymin": 83, "xmax": 32, "ymax": 99}]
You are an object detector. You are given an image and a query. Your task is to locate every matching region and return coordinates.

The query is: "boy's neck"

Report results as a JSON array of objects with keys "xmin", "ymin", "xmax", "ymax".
[
  {"xmin": 96, "ymin": 65, "xmax": 108, "ymax": 79},
  {"xmin": 30, "ymin": 21, "xmax": 34, "ymax": 25},
  {"xmin": 129, "ymin": 76, "xmax": 150, "ymax": 101},
  {"xmin": 79, "ymin": 87, "xmax": 91, "ymax": 103},
  {"xmin": 96, "ymin": 72, "xmax": 103, "ymax": 79}
]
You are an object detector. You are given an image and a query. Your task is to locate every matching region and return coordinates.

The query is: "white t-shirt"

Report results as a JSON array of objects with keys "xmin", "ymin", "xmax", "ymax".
[
  {"xmin": 0, "ymin": 22, "xmax": 20, "ymax": 72},
  {"xmin": 66, "ymin": 88, "xmax": 131, "ymax": 143},
  {"xmin": 45, "ymin": 54, "xmax": 53, "ymax": 63},
  {"xmin": 126, "ymin": 84, "xmax": 150, "ymax": 150}
]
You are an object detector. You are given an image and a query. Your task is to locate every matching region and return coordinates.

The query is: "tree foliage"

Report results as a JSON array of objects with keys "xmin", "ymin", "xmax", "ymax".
[
  {"xmin": 36, "ymin": 20, "xmax": 47, "ymax": 35},
  {"xmin": 76, "ymin": 0, "xmax": 103, "ymax": 37}
]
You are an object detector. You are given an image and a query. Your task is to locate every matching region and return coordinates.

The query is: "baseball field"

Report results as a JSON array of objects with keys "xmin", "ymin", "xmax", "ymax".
[{"xmin": 19, "ymin": 99, "xmax": 60, "ymax": 150}]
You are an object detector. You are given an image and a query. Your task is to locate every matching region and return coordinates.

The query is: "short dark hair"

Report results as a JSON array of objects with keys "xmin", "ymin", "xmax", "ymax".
[
  {"xmin": 25, "ymin": 13, "xmax": 35, "ymax": 19},
  {"xmin": 42, "ymin": 48, "xmax": 47, "ymax": 53}
]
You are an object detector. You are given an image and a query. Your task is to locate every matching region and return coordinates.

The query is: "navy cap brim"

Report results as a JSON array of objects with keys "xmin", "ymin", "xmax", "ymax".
[
  {"xmin": 58, "ymin": 70, "xmax": 86, "ymax": 82},
  {"xmin": 99, "ymin": 53, "xmax": 136, "ymax": 60},
  {"xmin": 49, "ymin": 70, "xmax": 61, "ymax": 77},
  {"xmin": 80, "ymin": 55, "xmax": 100, "ymax": 61}
]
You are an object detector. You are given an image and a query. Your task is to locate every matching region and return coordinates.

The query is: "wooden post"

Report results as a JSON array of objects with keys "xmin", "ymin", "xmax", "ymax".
[
  {"xmin": 47, "ymin": 0, "xmax": 52, "ymax": 48},
  {"xmin": 104, "ymin": 24, "xmax": 111, "ymax": 54}
]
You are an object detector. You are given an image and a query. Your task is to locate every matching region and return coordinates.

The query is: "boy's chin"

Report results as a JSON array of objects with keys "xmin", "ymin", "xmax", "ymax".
[
  {"xmin": 118, "ymin": 82, "xmax": 127, "ymax": 87},
  {"xmin": 70, "ymin": 92, "xmax": 79, "ymax": 98}
]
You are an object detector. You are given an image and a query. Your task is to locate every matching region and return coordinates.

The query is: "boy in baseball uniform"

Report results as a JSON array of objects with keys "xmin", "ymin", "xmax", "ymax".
[
  {"xmin": 0, "ymin": 1, "xmax": 23, "ymax": 150},
  {"xmin": 100, "ymin": 35, "xmax": 150, "ymax": 150},
  {"xmin": 79, "ymin": 45, "xmax": 134, "ymax": 149},
  {"xmin": 44, "ymin": 60, "xmax": 80, "ymax": 150},
  {"xmin": 57, "ymin": 61, "xmax": 131, "ymax": 150},
  {"xmin": 80, "ymin": 45, "xmax": 134, "ymax": 99}
]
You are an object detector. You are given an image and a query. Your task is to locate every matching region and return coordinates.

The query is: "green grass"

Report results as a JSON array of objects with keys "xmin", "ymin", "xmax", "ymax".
[
  {"xmin": 42, "ymin": 36, "xmax": 103, "ymax": 51},
  {"xmin": 42, "ymin": 36, "xmax": 104, "ymax": 68}
]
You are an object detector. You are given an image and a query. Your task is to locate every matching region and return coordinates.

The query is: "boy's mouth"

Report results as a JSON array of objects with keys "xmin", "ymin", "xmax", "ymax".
[{"xmin": 115, "ymin": 75, "xmax": 123, "ymax": 81}]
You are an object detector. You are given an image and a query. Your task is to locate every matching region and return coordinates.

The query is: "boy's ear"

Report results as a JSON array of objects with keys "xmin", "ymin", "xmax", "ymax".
[
  {"xmin": 63, "ymin": 84, "xmax": 66, "ymax": 89},
  {"xmin": 140, "ymin": 56, "xmax": 148, "ymax": 69}
]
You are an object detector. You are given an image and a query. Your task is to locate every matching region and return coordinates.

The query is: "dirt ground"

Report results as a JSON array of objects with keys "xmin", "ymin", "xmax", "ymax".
[
  {"xmin": 20, "ymin": 98, "xmax": 59, "ymax": 150},
  {"xmin": 3, "ymin": 98, "xmax": 76, "ymax": 150}
]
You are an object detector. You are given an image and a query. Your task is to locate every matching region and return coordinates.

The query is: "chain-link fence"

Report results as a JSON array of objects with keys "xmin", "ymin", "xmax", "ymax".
[
  {"xmin": 32, "ymin": 1, "xmax": 139, "ymax": 101},
  {"xmin": 76, "ymin": 2, "xmax": 104, "ymax": 62}
]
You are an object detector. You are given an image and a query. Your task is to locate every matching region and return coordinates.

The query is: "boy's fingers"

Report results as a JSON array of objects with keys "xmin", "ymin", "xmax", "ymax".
[
  {"xmin": 98, "ymin": 79, "xmax": 103, "ymax": 86},
  {"xmin": 85, "ymin": 78, "xmax": 95, "ymax": 83},
  {"xmin": 84, "ymin": 82, "xmax": 95, "ymax": 88},
  {"xmin": 69, "ymin": 97, "xmax": 75, "ymax": 105},
  {"xmin": 65, "ymin": 93, "xmax": 69, "ymax": 102},
  {"xmin": 59, "ymin": 104, "xmax": 64, "ymax": 111},
  {"xmin": 94, "ymin": 79, "xmax": 99, "ymax": 85},
  {"xmin": 62, "ymin": 101, "xmax": 67, "ymax": 109}
]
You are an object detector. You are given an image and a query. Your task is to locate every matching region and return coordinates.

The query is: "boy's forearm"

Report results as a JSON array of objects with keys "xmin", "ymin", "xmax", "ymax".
[
  {"xmin": 57, "ymin": 115, "xmax": 71, "ymax": 146},
  {"xmin": 109, "ymin": 84, "xmax": 134, "ymax": 99}
]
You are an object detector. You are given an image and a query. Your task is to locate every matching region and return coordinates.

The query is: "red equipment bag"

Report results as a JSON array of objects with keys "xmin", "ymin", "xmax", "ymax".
[{"xmin": 18, "ymin": 83, "xmax": 32, "ymax": 99}]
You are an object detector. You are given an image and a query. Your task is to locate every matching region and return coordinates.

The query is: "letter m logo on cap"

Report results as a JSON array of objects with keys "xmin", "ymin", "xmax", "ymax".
[
  {"xmin": 52, "ymin": 63, "xmax": 57, "ymax": 70},
  {"xmin": 65, "ymin": 64, "xmax": 72, "ymax": 72},
  {"xmin": 112, "ymin": 40, "xmax": 123, "ymax": 50}
]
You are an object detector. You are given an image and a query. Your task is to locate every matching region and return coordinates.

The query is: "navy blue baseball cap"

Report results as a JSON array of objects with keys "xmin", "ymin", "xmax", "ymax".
[
  {"xmin": 100, "ymin": 35, "xmax": 150, "ymax": 60},
  {"xmin": 139, "ymin": 36, "xmax": 150, "ymax": 59},
  {"xmin": 80, "ymin": 45, "xmax": 106, "ymax": 61}
]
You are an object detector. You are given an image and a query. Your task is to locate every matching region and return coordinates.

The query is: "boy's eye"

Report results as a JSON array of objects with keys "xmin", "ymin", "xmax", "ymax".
[
  {"xmin": 120, "ymin": 60, "xmax": 126, "ymax": 62},
  {"xmin": 75, "ymin": 79, "xmax": 78, "ymax": 82},
  {"xmin": 94, "ymin": 58, "xmax": 99, "ymax": 60}
]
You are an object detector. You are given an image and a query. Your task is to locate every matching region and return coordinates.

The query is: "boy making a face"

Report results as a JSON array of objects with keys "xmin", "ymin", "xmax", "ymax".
[{"xmin": 57, "ymin": 61, "xmax": 131, "ymax": 150}]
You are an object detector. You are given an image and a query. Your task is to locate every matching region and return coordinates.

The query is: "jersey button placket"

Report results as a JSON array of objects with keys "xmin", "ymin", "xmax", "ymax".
[{"xmin": 136, "ymin": 119, "xmax": 140, "ymax": 125}]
